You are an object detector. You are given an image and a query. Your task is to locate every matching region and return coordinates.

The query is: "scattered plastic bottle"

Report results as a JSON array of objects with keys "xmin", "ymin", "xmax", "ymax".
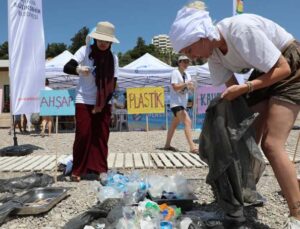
[{"xmin": 160, "ymin": 221, "xmax": 172, "ymax": 229}]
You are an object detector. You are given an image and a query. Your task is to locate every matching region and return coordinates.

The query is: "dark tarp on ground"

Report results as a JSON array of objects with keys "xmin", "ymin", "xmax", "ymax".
[
  {"xmin": 0, "ymin": 144, "xmax": 42, "ymax": 157},
  {"xmin": 63, "ymin": 198, "xmax": 124, "ymax": 229},
  {"xmin": 199, "ymin": 96, "xmax": 266, "ymax": 220},
  {"xmin": 0, "ymin": 173, "xmax": 54, "ymax": 193}
]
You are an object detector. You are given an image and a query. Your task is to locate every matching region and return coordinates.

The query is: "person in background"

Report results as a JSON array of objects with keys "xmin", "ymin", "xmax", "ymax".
[
  {"xmin": 63, "ymin": 21, "xmax": 119, "ymax": 184},
  {"xmin": 8, "ymin": 114, "xmax": 23, "ymax": 135},
  {"xmin": 169, "ymin": 1, "xmax": 300, "ymax": 227},
  {"xmin": 164, "ymin": 55, "xmax": 198, "ymax": 154},
  {"xmin": 40, "ymin": 78, "xmax": 53, "ymax": 137}
]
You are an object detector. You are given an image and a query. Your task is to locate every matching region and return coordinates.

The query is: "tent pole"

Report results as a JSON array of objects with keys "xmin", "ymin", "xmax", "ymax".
[{"xmin": 146, "ymin": 114, "xmax": 149, "ymax": 132}]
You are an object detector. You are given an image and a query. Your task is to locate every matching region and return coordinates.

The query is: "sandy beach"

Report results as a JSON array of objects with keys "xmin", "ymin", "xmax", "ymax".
[{"xmin": 0, "ymin": 127, "xmax": 300, "ymax": 228}]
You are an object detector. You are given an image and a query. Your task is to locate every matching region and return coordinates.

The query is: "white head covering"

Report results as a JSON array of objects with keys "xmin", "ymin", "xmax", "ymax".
[{"xmin": 169, "ymin": 6, "xmax": 219, "ymax": 52}]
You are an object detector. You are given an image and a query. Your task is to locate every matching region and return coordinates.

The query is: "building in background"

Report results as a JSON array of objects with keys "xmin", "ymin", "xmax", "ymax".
[
  {"xmin": 152, "ymin": 34, "xmax": 173, "ymax": 53},
  {"xmin": 0, "ymin": 60, "xmax": 9, "ymax": 113}
]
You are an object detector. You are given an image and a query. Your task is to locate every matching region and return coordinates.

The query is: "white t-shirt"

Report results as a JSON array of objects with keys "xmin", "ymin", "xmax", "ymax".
[
  {"xmin": 169, "ymin": 69, "xmax": 192, "ymax": 108},
  {"xmin": 208, "ymin": 14, "xmax": 294, "ymax": 86},
  {"xmin": 45, "ymin": 86, "xmax": 52, "ymax": 91},
  {"xmin": 73, "ymin": 45, "xmax": 119, "ymax": 104}
]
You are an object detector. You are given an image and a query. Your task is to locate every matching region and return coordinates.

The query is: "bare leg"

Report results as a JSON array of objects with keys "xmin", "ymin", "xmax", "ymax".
[
  {"xmin": 176, "ymin": 110, "xmax": 197, "ymax": 152},
  {"xmin": 260, "ymin": 98, "xmax": 300, "ymax": 219},
  {"xmin": 164, "ymin": 115, "xmax": 180, "ymax": 148},
  {"xmin": 41, "ymin": 118, "xmax": 47, "ymax": 136},
  {"xmin": 250, "ymin": 100, "xmax": 268, "ymax": 144},
  {"xmin": 48, "ymin": 117, "xmax": 53, "ymax": 136}
]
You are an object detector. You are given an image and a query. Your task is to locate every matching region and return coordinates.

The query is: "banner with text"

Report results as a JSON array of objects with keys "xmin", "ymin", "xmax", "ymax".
[
  {"xmin": 8, "ymin": 0, "xmax": 45, "ymax": 114},
  {"xmin": 197, "ymin": 85, "xmax": 225, "ymax": 114},
  {"xmin": 40, "ymin": 89, "xmax": 75, "ymax": 116},
  {"xmin": 126, "ymin": 87, "xmax": 165, "ymax": 114}
]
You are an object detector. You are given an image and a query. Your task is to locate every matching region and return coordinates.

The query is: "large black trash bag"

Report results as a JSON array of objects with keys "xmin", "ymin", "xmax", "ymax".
[
  {"xmin": 63, "ymin": 198, "xmax": 123, "ymax": 229},
  {"xmin": 0, "ymin": 193, "xmax": 15, "ymax": 203},
  {"xmin": 0, "ymin": 199, "xmax": 23, "ymax": 225},
  {"xmin": 0, "ymin": 173, "xmax": 54, "ymax": 193}
]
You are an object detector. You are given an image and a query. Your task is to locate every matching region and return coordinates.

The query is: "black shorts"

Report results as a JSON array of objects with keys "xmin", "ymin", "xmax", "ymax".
[
  {"xmin": 171, "ymin": 106, "xmax": 185, "ymax": 117},
  {"xmin": 245, "ymin": 40, "xmax": 300, "ymax": 106}
]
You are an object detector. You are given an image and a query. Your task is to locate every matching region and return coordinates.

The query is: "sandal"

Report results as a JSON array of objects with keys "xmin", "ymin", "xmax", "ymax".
[
  {"xmin": 163, "ymin": 146, "xmax": 179, "ymax": 152},
  {"xmin": 190, "ymin": 148, "xmax": 198, "ymax": 154},
  {"xmin": 70, "ymin": 174, "xmax": 81, "ymax": 182}
]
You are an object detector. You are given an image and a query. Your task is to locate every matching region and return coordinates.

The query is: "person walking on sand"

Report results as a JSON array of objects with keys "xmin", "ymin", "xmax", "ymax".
[
  {"xmin": 63, "ymin": 21, "xmax": 119, "ymax": 184},
  {"xmin": 164, "ymin": 55, "xmax": 198, "ymax": 154},
  {"xmin": 169, "ymin": 1, "xmax": 300, "ymax": 227},
  {"xmin": 41, "ymin": 78, "xmax": 53, "ymax": 137}
]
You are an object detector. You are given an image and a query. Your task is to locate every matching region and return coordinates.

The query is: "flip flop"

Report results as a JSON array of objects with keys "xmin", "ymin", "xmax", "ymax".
[
  {"xmin": 163, "ymin": 146, "xmax": 179, "ymax": 152},
  {"xmin": 190, "ymin": 148, "xmax": 199, "ymax": 154}
]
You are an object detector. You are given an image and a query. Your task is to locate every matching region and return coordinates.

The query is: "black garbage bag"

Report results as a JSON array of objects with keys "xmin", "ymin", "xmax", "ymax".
[
  {"xmin": 0, "ymin": 173, "xmax": 54, "ymax": 193},
  {"xmin": 0, "ymin": 144, "xmax": 43, "ymax": 156},
  {"xmin": 0, "ymin": 199, "xmax": 23, "ymax": 225},
  {"xmin": 63, "ymin": 198, "xmax": 124, "ymax": 229},
  {"xmin": 0, "ymin": 193, "xmax": 15, "ymax": 203}
]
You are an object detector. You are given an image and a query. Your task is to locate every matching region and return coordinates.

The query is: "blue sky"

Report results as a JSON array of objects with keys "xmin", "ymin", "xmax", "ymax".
[{"xmin": 0, "ymin": 0, "xmax": 299, "ymax": 54}]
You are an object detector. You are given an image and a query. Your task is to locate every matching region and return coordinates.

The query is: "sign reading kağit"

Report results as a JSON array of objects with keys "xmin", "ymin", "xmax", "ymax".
[{"xmin": 126, "ymin": 87, "xmax": 165, "ymax": 114}]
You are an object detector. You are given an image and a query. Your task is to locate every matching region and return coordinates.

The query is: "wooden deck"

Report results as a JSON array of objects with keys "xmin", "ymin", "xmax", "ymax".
[
  {"xmin": 0, "ymin": 122, "xmax": 299, "ymax": 172},
  {"xmin": 0, "ymin": 152, "xmax": 209, "ymax": 172}
]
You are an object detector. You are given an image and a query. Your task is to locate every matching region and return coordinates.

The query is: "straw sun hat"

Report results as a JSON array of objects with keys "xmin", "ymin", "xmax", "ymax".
[{"xmin": 89, "ymin": 21, "xmax": 120, "ymax": 43}]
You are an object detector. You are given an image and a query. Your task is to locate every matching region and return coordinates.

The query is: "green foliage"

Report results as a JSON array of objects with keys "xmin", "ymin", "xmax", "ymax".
[
  {"xmin": 68, "ymin": 26, "xmax": 89, "ymax": 54},
  {"xmin": 0, "ymin": 41, "xmax": 9, "ymax": 59},
  {"xmin": 46, "ymin": 43, "xmax": 67, "ymax": 58}
]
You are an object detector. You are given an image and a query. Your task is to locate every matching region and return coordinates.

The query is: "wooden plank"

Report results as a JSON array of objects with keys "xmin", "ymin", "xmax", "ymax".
[
  {"xmin": 0, "ymin": 157, "xmax": 16, "ymax": 166},
  {"xmin": 17, "ymin": 155, "xmax": 43, "ymax": 171},
  {"xmin": 151, "ymin": 153, "xmax": 164, "ymax": 168},
  {"xmin": 0, "ymin": 157, "xmax": 25, "ymax": 171},
  {"xmin": 165, "ymin": 153, "xmax": 183, "ymax": 168},
  {"xmin": 189, "ymin": 153, "xmax": 208, "ymax": 166},
  {"xmin": 33, "ymin": 156, "xmax": 56, "ymax": 171},
  {"xmin": 115, "ymin": 153, "xmax": 124, "ymax": 169},
  {"xmin": 124, "ymin": 153, "xmax": 133, "ymax": 169},
  {"xmin": 23, "ymin": 155, "xmax": 52, "ymax": 171},
  {"xmin": 133, "ymin": 153, "xmax": 144, "ymax": 168},
  {"xmin": 0, "ymin": 157, "xmax": 20, "ymax": 168},
  {"xmin": 5, "ymin": 156, "xmax": 35, "ymax": 172},
  {"xmin": 173, "ymin": 153, "xmax": 193, "ymax": 168},
  {"xmin": 13, "ymin": 156, "xmax": 43, "ymax": 171},
  {"xmin": 157, "ymin": 153, "xmax": 173, "ymax": 168},
  {"xmin": 141, "ymin": 153, "xmax": 153, "ymax": 168},
  {"xmin": 181, "ymin": 153, "xmax": 203, "ymax": 168},
  {"xmin": 107, "ymin": 153, "xmax": 116, "ymax": 169},
  {"xmin": 43, "ymin": 154, "xmax": 71, "ymax": 171}
]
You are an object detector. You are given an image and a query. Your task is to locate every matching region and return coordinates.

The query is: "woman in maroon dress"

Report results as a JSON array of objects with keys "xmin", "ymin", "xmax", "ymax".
[{"xmin": 63, "ymin": 21, "xmax": 119, "ymax": 183}]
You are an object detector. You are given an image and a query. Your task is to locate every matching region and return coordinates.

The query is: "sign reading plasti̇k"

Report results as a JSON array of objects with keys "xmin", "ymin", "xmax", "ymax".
[{"xmin": 126, "ymin": 87, "xmax": 164, "ymax": 114}]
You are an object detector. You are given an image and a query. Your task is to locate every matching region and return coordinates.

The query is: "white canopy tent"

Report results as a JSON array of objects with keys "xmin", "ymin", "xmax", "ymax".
[
  {"xmin": 187, "ymin": 63, "xmax": 252, "ymax": 86},
  {"xmin": 45, "ymin": 50, "xmax": 78, "ymax": 89},
  {"xmin": 118, "ymin": 53, "xmax": 174, "ymax": 89}
]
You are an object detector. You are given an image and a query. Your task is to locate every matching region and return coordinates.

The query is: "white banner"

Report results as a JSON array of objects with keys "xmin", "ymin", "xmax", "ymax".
[{"xmin": 8, "ymin": 0, "xmax": 45, "ymax": 115}]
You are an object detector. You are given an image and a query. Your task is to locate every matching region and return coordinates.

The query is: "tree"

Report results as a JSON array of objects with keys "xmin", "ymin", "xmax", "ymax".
[
  {"xmin": 46, "ymin": 42, "xmax": 67, "ymax": 58},
  {"xmin": 68, "ymin": 26, "xmax": 89, "ymax": 54},
  {"xmin": 0, "ymin": 41, "xmax": 9, "ymax": 59}
]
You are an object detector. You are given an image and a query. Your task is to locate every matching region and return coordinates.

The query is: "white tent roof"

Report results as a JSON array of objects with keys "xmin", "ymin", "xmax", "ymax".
[
  {"xmin": 45, "ymin": 50, "xmax": 78, "ymax": 89},
  {"xmin": 187, "ymin": 63, "xmax": 252, "ymax": 86},
  {"xmin": 118, "ymin": 53, "xmax": 173, "ymax": 89},
  {"xmin": 186, "ymin": 63, "xmax": 212, "ymax": 86}
]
